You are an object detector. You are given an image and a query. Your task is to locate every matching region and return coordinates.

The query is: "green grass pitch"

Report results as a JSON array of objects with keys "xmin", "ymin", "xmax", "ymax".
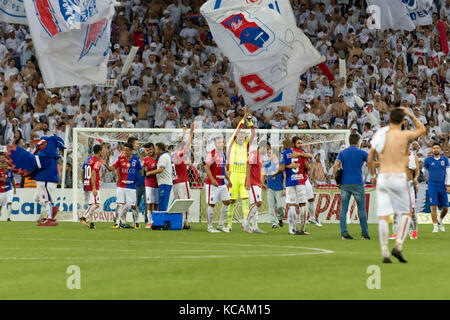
[{"xmin": 0, "ymin": 221, "xmax": 449, "ymax": 300}]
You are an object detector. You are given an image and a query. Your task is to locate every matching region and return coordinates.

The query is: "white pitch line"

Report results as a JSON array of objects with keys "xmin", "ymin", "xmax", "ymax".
[{"xmin": 0, "ymin": 238, "xmax": 334, "ymax": 260}]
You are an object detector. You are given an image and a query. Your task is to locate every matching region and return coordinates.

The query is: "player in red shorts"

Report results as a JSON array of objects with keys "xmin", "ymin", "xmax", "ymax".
[
  {"xmin": 242, "ymin": 140, "xmax": 268, "ymax": 234},
  {"xmin": 205, "ymin": 135, "xmax": 232, "ymax": 233},
  {"xmin": 143, "ymin": 142, "xmax": 158, "ymax": 229},
  {"xmin": 172, "ymin": 123, "xmax": 194, "ymax": 229},
  {"xmin": 80, "ymin": 144, "xmax": 102, "ymax": 229}
]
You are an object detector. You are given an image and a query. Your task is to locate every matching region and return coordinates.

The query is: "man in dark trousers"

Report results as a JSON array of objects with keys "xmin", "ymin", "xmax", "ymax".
[{"xmin": 333, "ymin": 133, "xmax": 370, "ymax": 240}]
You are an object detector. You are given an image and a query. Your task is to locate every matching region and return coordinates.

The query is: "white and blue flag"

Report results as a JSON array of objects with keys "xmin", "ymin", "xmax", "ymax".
[
  {"xmin": 201, "ymin": 0, "xmax": 324, "ymax": 111},
  {"xmin": 0, "ymin": 0, "xmax": 28, "ymax": 24}
]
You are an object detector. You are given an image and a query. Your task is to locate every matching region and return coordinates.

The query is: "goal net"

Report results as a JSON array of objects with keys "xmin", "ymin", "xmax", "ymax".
[{"xmin": 71, "ymin": 128, "xmax": 350, "ymax": 224}]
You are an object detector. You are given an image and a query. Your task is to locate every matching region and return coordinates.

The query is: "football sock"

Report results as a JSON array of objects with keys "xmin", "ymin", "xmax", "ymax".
[
  {"xmin": 410, "ymin": 211, "xmax": 418, "ymax": 233},
  {"xmin": 46, "ymin": 202, "xmax": 52, "ymax": 219},
  {"xmin": 299, "ymin": 205, "xmax": 307, "ymax": 232},
  {"xmin": 219, "ymin": 205, "xmax": 228, "ymax": 226},
  {"xmin": 395, "ymin": 215, "xmax": 412, "ymax": 251},
  {"xmin": 227, "ymin": 202, "xmax": 235, "ymax": 227},
  {"xmin": 392, "ymin": 214, "xmax": 398, "ymax": 234},
  {"xmin": 83, "ymin": 204, "xmax": 94, "ymax": 219},
  {"xmin": 207, "ymin": 206, "xmax": 214, "ymax": 228},
  {"xmin": 307, "ymin": 201, "xmax": 315, "ymax": 220},
  {"xmin": 288, "ymin": 206, "xmax": 297, "ymax": 233},
  {"xmin": 132, "ymin": 207, "xmax": 139, "ymax": 224},
  {"xmin": 242, "ymin": 199, "xmax": 250, "ymax": 221},
  {"xmin": 379, "ymin": 219, "xmax": 389, "ymax": 258},
  {"xmin": 147, "ymin": 212, "xmax": 153, "ymax": 224},
  {"xmin": 252, "ymin": 209, "xmax": 259, "ymax": 230},
  {"xmin": 247, "ymin": 204, "xmax": 258, "ymax": 228},
  {"xmin": 6, "ymin": 205, "xmax": 11, "ymax": 219}
]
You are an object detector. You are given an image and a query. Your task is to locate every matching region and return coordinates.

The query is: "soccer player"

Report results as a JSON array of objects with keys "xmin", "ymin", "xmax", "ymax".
[
  {"xmin": 290, "ymin": 139, "xmax": 322, "ymax": 227},
  {"xmin": 112, "ymin": 143, "xmax": 143, "ymax": 229},
  {"xmin": 147, "ymin": 143, "xmax": 173, "ymax": 211},
  {"xmin": 172, "ymin": 123, "xmax": 195, "ymax": 230},
  {"xmin": 243, "ymin": 140, "xmax": 267, "ymax": 234},
  {"xmin": 226, "ymin": 106, "xmax": 254, "ymax": 231},
  {"xmin": 263, "ymin": 147, "xmax": 286, "ymax": 228},
  {"xmin": 79, "ymin": 144, "xmax": 102, "ymax": 229},
  {"xmin": 143, "ymin": 142, "xmax": 158, "ymax": 229},
  {"xmin": 204, "ymin": 136, "xmax": 232, "ymax": 233},
  {"xmin": 291, "ymin": 136, "xmax": 311, "ymax": 234},
  {"xmin": 271, "ymin": 137, "xmax": 309, "ymax": 235},
  {"xmin": 368, "ymin": 107, "xmax": 425, "ymax": 263},
  {"xmin": 423, "ymin": 142, "xmax": 450, "ymax": 233},
  {"xmin": 0, "ymin": 153, "xmax": 15, "ymax": 221},
  {"xmin": 128, "ymin": 137, "xmax": 147, "ymax": 228}
]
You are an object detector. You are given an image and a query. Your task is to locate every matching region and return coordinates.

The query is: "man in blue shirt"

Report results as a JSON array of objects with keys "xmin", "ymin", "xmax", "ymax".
[
  {"xmin": 263, "ymin": 147, "xmax": 285, "ymax": 229},
  {"xmin": 333, "ymin": 133, "xmax": 370, "ymax": 239},
  {"xmin": 423, "ymin": 142, "xmax": 450, "ymax": 233}
]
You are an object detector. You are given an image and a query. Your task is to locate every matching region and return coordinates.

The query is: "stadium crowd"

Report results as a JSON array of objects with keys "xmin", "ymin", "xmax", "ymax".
[{"xmin": 0, "ymin": 0, "xmax": 449, "ymax": 188}]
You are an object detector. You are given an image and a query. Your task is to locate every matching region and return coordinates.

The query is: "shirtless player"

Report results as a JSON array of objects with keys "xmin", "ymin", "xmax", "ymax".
[{"xmin": 368, "ymin": 107, "xmax": 425, "ymax": 263}]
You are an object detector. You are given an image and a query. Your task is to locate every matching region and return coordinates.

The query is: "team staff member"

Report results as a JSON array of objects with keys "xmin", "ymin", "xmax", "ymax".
[
  {"xmin": 333, "ymin": 133, "xmax": 370, "ymax": 240},
  {"xmin": 147, "ymin": 143, "xmax": 173, "ymax": 212},
  {"xmin": 263, "ymin": 147, "xmax": 285, "ymax": 229}
]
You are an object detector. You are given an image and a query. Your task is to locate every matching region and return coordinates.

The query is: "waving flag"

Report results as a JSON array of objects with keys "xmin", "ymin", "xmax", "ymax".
[
  {"xmin": 201, "ymin": 0, "xmax": 324, "ymax": 111},
  {"xmin": 0, "ymin": 0, "xmax": 28, "ymax": 24},
  {"xmin": 23, "ymin": 0, "xmax": 114, "ymax": 88},
  {"xmin": 367, "ymin": 0, "xmax": 432, "ymax": 31}
]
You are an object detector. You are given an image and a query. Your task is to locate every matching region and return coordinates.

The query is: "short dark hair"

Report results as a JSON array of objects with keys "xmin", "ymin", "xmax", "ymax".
[
  {"xmin": 93, "ymin": 144, "xmax": 102, "ymax": 154},
  {"xmin": 143, "ymin": 142, "xmax": 154, "ymax": 149},
  {"xmin": 349, "ymin": 133, "xmax": 360, "ymax": 145},
  {"xmin": 292, "ymin": 136, "xmax": 302, "ymax": 145},
  {"xmin": 432, "ymin": 142, "xmax": 441, "ymax": 148},
  {"xmin": 127, "ymin": 137, "xmax": 138, "ymax": 144},
  {"xmin": 389, "ymin": 107, "xmax": 405, "ymax": 125},
  {"xmin": 156, "ymin": 142, "xmax": 166, "ymax": 151},
  {"xmin": 123, "ymin": 142, "xmax": 133, "ymax": 149}
]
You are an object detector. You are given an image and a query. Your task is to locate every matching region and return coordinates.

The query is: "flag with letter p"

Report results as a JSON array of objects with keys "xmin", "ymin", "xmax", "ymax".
[
  {"xmin": 200, "ymin": 0, "xmax": 324, "ymax": 111},
  {"xmin": 23, "ymin": 0, "xmax": 115, "ymax": 88}
]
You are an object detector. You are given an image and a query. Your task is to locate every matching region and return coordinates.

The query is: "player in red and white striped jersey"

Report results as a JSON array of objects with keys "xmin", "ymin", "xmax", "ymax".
[
  {"xmin": 143, "ymin": 142, "xmax": 158, "ymax": 229},
  {"xmin": 80, "ymin": 145, "xmax": 102, "ymax": 229},
  {"xmin": 205, "ymin": 136, "xmax": 232, "ymax": 233},
  {"xmin": 172, "ymin": 123, "xmax": 194, "ymax": 229},
  {"xmin": 243, "ymin": 140, "xmax": 268, "ymax": 234}
]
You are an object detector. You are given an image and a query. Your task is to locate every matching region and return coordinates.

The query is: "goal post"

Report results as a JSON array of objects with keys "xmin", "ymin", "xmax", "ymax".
[{"xmin": 72, "ymin": 127, "xmax": 350, "ymax": 223}]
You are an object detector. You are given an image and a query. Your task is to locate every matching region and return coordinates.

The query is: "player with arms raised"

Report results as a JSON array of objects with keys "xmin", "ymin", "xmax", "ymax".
[
  {"xmin": 172, "ymin": 123, "xmax": 195, "ymax": 230},
  {"xmin": 204, "ymin": 136, "xmax": 232, "ymax": 233},
  {"xmin": 226, "ymin": 106, "xmax": 255, "ymax": 230},
  {"xmin": 243, "ymin": 139, "xmax": 267, "ymax": 234},
  {"xmin": 368, "ymin": 107, "xmax": 425, "ymax": 263},
  {"xmin": 80, "ymin": 144, "xmax": 102, "ymax": 229}
]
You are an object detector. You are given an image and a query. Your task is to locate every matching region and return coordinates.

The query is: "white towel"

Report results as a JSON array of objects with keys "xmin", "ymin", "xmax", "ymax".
[{"xmin": 370, "ymin": 126, "xmax": 390, "ymax": 153}]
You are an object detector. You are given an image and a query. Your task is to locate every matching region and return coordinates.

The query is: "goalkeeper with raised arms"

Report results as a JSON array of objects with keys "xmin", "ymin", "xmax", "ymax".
[{"xmin": 226, "ymin": 106, "xmax": 256, "ymax": 231}]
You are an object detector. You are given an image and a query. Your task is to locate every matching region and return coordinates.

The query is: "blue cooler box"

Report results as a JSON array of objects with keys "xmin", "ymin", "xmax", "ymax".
[{"xmin": 152, "ymin": 211, "xmax": 183, "ymax": 230}]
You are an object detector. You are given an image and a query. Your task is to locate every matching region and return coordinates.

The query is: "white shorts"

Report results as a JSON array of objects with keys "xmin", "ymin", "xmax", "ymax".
[
  {"xmin": 116, "ymin": 187, "xmax": 136, "ymax": 206},
  {"xmin": 33, "ymin": 181, "xmax": 57, "ymax": 203},
  {"xmin": 0, "ymin": 190, "xmax": 13, "ymax": 206},
  {"xmin": 173, "ymin": 181, "xmax": 190, "ymax": 199},
  {"xmin": 84, "ymin": 191, "xmax": 100, "ymax": 205},
  {"xmin": 305, "ymin": 179, "xmax": 314, "ymax": 200},
  {"xmin": 205, "ymin": 184, "xmax": 230, "ymax": 205},
  {"xmin": 286, "ymin": 185, "xmax": 307, "ymax": 204},
  {"xmin": 145, "ymin": 187, "xmax": 158, "ymax": 204},
  {"xmin": 409, "ymin": 181, "xmax": 416, "ymax": 209},
  {"xmin": 376, "ymin": 173, "xmax": 412, "ymax": 216},
  {"xmin": 248, "ymin": 185, "xmax": 262, "ymax": 204}
]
